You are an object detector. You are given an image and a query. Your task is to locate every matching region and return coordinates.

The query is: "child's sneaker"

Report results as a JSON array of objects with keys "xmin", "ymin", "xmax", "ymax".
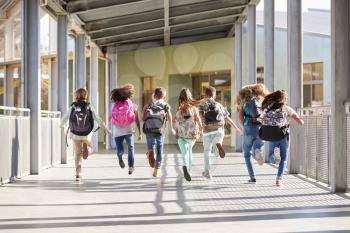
[
  {"xmin": 276, "ymin": 178, "xmax": 283, "ymax": 186},
  {"xmin": 82, "ymin": 143, "xmax": 89, "ymax": 160},
  {"xmin": 128, "ymin": 167, "xmax": 134, "ymax": 175},
  {"xmin": 183, "ymin": 166, "xmax": 191, "ymax": 182},
  {"xmin": 248, "ymin": 177, "xmax": 256, "ymax": 183},
  {"xmin": 202, "ymin": 170, "xmax": 212, "ymax": 179},
  {"xmin": 153, "ymin": 167, "xmax": 160, "ymax": 177},
  {"xmin": 273, "ymin": 147, "xmax": 281, "ymax": 165},
  {"xmin": 255, "ymin": 148, "xmax": 264, "ymax": 165},
  {"xmin": 216, "ymin": 143, "xmax": 225, "ymax": 158},
  {"xmin": 146, "ymin": 151, "xmax": 155, "ymax": 168},
  {"xmin": 118, "ymin": 157, "xmax": 125, "ymax": 168},
  {"xmin": 75, "ymin": 175, "xmax": 81, "ymax": 182}
]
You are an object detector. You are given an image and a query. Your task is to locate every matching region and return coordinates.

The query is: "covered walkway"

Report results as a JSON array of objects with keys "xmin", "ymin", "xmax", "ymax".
[{"xmin": 1, "ymin": 146, "xmax": 350, "ymax": 233}]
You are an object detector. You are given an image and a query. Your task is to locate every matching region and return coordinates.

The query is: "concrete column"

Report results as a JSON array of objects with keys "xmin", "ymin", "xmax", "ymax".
[
  {"xmin": 5, "ymin": 67, "xmax": 14, "ymax": 106},
  {"xmin": 106, "ymin": 50, "xmax": 117, "ymax": 150},
  {"xmin": 23, "ymin": 0, "xmax": 41, "ymax": 174},
  {"xmin": 90, "ymin": 46, "xmax": 99, "ymax": 152},
  {"xmin": 4, "ymin": 20, "xmax": 13, "ymax": 61},
  {"xmin": 247, "ymin": 2, "xmax": 257, "ymax": 84},
  {"xmin": 75, "ymin": 34, "xmax": 86, "ymax": 89},
  {"xmin": 50, "ymin": 59, "xmax": 58, "ymax": 111},
  {"xmin": 57, "ymin": 15, "xmax": 68, "ymax": 164},
  {"xmin": 235, "ymin": 21, "xmax": 243, "ymax": 152},
  {"xmin": 287, "ymin": 0, "xmax": 302, "ymax": 174},
  {"xmin": 264, "ymin": 0, "xmax": 274, "ymax": 92},
  {"xmin": 330, "ymin": 0, "xmax": 349, "ymax": 192}
]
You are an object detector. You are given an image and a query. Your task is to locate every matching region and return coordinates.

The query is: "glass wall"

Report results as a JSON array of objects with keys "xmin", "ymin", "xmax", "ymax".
[
  {"xmin": 303, "ymin": 62, "xmax": 324, "ymax": 107},
  {"xmin": 0, "ymin": 66, "xmax": 4, "ymax": 106}
]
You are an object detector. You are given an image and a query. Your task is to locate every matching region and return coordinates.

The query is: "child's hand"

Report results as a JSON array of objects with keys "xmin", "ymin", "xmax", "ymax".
[
  {"xmin": 171, "ymin": 128, "xmax": 177, "ymax": 136},
  {"xmin": 236, "ymin": 128, "xmax": 243, "ymax": 135},
  {"xmin": 138, "ymin": 133, "xmax": 142, "ymax": 141},
  {"xmin": 105, "ymin": 128, "xmax": 112, "ymax": 135}
]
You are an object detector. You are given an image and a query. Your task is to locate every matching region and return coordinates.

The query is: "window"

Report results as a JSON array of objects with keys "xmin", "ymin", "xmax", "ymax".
[
  {"xmin": 0, "ymin": 28, "xmax": 4, "ymax": 62},
  {"xmin": 0, "ymin": 66, "xmax": 4, "ymax": 106},
  {"xmin": 13, "ymin": 11, "xmax": 21, "ymax": 59},
  {"xmin": 142, "ymin": 76, "xmax": 154, "ymax": 108},
  {"xmin": 41, "ymin": 59, "xmax": 50, "ymax": 110},
  {"xmin": 303, "ymin": 62, "xmax": 323, "ymax": 107},
  {"xmin": 257, "ymin": 66, "xmax": 264, "ymax": 84}
]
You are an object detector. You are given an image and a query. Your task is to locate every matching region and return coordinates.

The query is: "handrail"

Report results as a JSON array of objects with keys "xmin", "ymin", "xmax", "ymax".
[
  {"xmin": 345, "ymin": 102, "xmax": 350, "ymax": 114},
  {"xmin": 41, "ymin": 110, "xmax": 61, "ymax": 118},
  {"xmin": 0, "ymin": 106, "xmax": 30, "ymax": 112},
  {"xmin": 298, "ymin": 106, "xmax": 331, "ymax": 116}
]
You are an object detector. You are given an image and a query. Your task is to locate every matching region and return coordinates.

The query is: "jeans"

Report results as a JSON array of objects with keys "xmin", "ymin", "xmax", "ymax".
[
  {"xmin": 243, "ymin": 125, "xmax": 264, "ymax": 178},
  {"xmin": 115, "ymin": 134, "xmax": 135, "ymax": 168},
  {"xmin": 146, "ymin": 135, "xmax": 164, "ymax": 168},
  {"xmin": 177, "ymin": 138, "xmax": 196, "ymax": 169},
  {"xmin": 203, "ymin": 128, "xmax": 225, "ymax": 172},
  {"xmin": 268, "ymin": 135, "xmax": 290, "ymax": 178}
]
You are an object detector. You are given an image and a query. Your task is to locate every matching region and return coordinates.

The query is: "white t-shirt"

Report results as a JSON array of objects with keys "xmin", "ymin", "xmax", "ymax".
[{"xmin": 112, "ymin": 103, "xmax": 138, "ymax": 138}]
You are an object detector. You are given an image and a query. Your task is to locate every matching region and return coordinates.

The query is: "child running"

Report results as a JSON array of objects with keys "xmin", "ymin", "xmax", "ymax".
[
  {"xmin": 199, "ymin": 86, "xmax": 242, "ymax": 179},
  {"xmin": 60, "ymin": 88, "xmax": 111, "ymax": 181},
  {"xmin": 142, "ymin": 87, "xmax": 176, "ymax": 177},
  {"xmin": 110, "ymin": 84, "xmax": 141, "ymax": 175},
  {"xmin": 237, "ymin": 84, "xmax": 267, "ymax": 183},
  {"xmin": 174, "ymin": 88, "xmax": 203, "ymax": 182},
  {"xmin": 260, "ymin": 90, "xmax": 304, "ymax": 186}
]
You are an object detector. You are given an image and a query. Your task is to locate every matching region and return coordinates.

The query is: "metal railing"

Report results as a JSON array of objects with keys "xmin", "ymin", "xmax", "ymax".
[
  {"xmin": 0, "ymin": 106, "xmax": 31, "ymax": 184},
  {"xmin": 41, "ymin": 110, "xmax": 62, "ymax": 170},
  {"xmin": 293, "ymin": 106, "xmax": 331, "ymax": 185},
  {"xmin": 345, "ymin": 102, "xmax": 350, "ymax": 191}
]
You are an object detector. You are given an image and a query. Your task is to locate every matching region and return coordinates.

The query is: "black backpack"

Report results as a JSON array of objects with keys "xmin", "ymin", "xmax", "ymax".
[
  {"xmin": 258, "ymin": 108, "xmax": 289, "ymax": 141},
  {"xmin": 143, "ymin": 102, "xmax": 167, "ymax": 135},
  {"xmin": 69, "ymin": 101, "xmax": 94, "ymax": 136},
  {"xmin": 203, "ymin": 101, "xmax": 224, "ymax": 125}
]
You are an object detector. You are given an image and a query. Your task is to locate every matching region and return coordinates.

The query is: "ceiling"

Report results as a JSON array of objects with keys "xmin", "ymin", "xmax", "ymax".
[{"xmin": 52, "ymin": 0, "xmax": 249, "ymax": 52}]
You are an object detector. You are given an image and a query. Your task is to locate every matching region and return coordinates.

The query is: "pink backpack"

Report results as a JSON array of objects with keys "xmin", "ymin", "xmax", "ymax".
[{"xmin": 111, "ymin": 99, "xmax": 135, "ymax": 126}]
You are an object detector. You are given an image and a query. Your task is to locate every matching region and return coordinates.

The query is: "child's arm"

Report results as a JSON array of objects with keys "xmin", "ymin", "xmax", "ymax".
[
  {"xmin": 134, "ymin": 111, "xmax": 142, "ymax": 140},
  {"xmin": 238, "ymin": 110, "xmax": 244, "ymax": 126},
  {"xmin": 91, "ymin": 108, "xmax": 111, "ymax": 134},
  {"xmin": 167, "ymin": 111, "xmax": 176, "ymax": 135},
  {"xmin": 290, "ymin": 113, "xmax": 304, "ymax": 126},
  {"xmin": 194, "ymin": 109, "xmax": 204, "ymax": 134},
  {"xmin": 225, "ymin": 116, "xmax": 242, "ymax": 135}
]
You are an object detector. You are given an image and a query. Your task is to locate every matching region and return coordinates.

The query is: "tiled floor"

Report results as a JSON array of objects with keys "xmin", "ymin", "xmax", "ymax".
[{"xmin": 0, "ymin": 145, "xmax": 350, "ymax": 233}]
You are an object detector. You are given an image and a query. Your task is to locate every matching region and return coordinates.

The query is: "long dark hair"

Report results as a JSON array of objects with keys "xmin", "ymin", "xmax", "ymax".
[
  {"xmin": 178, "ymin": 88, "xmax": 203, "ymax": 115},
  {"xmin": 261, "ymin": 90, "xmax": 287, "ymax": 111},
  {"xmin": 110, "ymin": 84, "xmax": 135, "ymax": 102}
]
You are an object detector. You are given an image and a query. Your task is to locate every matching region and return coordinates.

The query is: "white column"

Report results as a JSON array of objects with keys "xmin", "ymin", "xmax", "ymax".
[
  {"xmin": 330, "ymin": 0, "xmax": 349, "ymax": 192},
  {"xmin": 247, "ymin": 2, "xmax": 257, "ymax": 84},
  {"xmin": 287, "ymin": 0, "xmax": 302, "ymax": 174},
  {"xmin": 57, "ymin": 15, "xmax": 68, "ymax": 164},
  {"xmin": 4, "ymin": 20, "xmax": 13, "ymax": 61},
  {"xmin": 90, "ymin": 46, "xmax": 99, "ymax": 152},
  {"xmin": 75, "ymin": 34, "xmax": 86, "ymax": 89},
  {"xmin": 235, "ymin": 21, "xmax": 243, "ymax": 152},
  {"xmin": 23, "ymin": 0, "xmax": 41, "ymax": 174},
  {"xmin": 106, "ymin": 50, "xmax": 117, "ymax": 150},
  {"xmin": 264, "ymin": 0, "xmax": 274, "ymax": 92}
]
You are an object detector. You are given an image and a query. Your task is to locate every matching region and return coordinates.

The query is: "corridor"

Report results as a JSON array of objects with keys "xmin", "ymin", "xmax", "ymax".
[{"xmin": 0, "ymin": 145, "xmax": 350, "ymax": 233}]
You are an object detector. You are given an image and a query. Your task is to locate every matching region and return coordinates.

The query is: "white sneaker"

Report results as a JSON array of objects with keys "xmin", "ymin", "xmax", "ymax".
[
  {"xmin": 202, "ymin": 170, "xmax": 212, "ymax": 179},
  {"xmin": 273, "ymin": 147, "xmax": 281, "ymax": 165},
  {"xmin": 255, "ymin": 148, "xmax": 264, "ymax": 166}
]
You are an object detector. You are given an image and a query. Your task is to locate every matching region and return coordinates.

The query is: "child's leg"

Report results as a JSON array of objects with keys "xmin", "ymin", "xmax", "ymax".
[
  {"xmin": 73, "ymin": 140, "xmax": 83, "ymax": 176},
  {"xmin": 145, "ymin": 135, "xmax": 156, "ymax": 168},
  {"xmin": 114, "ymin": 136, "xmax": 125, "ymax": 157},
  {"xmin": 212, "ymin": 130, "xmax": 225, "ymax": 157},
  {"xmin": 268, "ymin": 142, "xmax": 276, "ymax": 164},
  {"xmin": 155, "ymin": 135, "xmax": 164, "ymax": 168},
  {"xmin": 188, "ymin": 139, "xmax": 196, "ymax": 169},
  {"xmin": 277, "ymin": 136, "xmax": 290, "ymax": 178},
  {"xmin": 243, "ymin": 127, "xmax": 256, "ymax": 178},
  {"xmin": 203, "ymin": 134, "xmax": 213, "ymax": 171},
  {"xmin": 125, "ymin": 134, "xmax": 135, "ymax": 168},
  {"xmin": 178, "ymin": 138, "xmax": 189, "ymax": 167}
]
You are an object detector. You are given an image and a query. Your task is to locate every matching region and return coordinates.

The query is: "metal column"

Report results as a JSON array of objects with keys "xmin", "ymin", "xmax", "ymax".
[
  {"xmin": 287, "ymin": 0, "xmax": 302, "ymax": 174},
  {"xmin": 247, "ymin": 2, "xmax": 257, "ymax": 84},
  {"xmin": 330, "ymin": 0, "xmax": 349, "ymax": 192},
  {"xmin": 235, "ymin": 21, "xmax": 243, "ymax": 152},
  {"xmin": 106, "ymin": 50, "xmax": 117, "ymax": 150},
  {"xmin": 75, "ymin": 34, "xmax": 86, "ymax": 89},
  {"xmin": 57, "ymin": 15, "xmax": 68, "ymax": 164},
  {"xmin": 90, "ymin": 46, "xmax": 99, "ymax": 152},
  {"xmin": 23, "ymin": 0, "xmax": 41, "ymax": 174},
  {"xmin": 264, "ymin": 0, "xmax": 274, "ymax": 92}
]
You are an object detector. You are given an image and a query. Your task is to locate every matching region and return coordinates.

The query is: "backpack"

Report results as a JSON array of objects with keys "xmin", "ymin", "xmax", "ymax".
[
  {"xmin": 243, "ymin": 98, "xmax": 262, "ymax": 125},
  {"xmin": 111, "ymin": 99, "xmax": 135, "ymax": 126},
  {"xmin": 175, "ymin": 108, "xmax": 200, "ymax": 139},
  {"xmin": 142, "ymin": 102, "xmax": 167, "ymax": 135},
  {"xmin": 259, "ymin": 108, "xmax": 289, "ymax": 141},
  {"xmin": 203, "ymin": 101, "xmax": 224, "ymax": 125},
  {"xmin": 69, "ymin": 101, "xmax": 94, "ymax": 136}
]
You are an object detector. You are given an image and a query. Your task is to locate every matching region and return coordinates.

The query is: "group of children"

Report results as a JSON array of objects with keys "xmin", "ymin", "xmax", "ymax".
[{"xmin": 60, "ymin": 83, "xmax": 304, "ymax": 186}]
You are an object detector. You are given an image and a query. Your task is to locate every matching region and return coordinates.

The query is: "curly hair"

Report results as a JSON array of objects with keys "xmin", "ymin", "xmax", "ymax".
[
  {"xmin": 110, "ymin": 84, "xmax": 135, "ymax": 102},
  {"xmin": 236, "ymin": 84, "xmax": 269, "ymax": 111},
  {"xmin": 261, "ymin": 90, "xmax": 287, "ymax": 111}
]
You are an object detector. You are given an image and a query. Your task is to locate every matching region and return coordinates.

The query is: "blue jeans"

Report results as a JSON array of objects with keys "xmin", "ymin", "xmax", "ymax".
[
  {"xmin": 268, "ymin": 135, "xmax": 290, "ymax": 178},
  {"xmin": 146, "ymin": 135, "xmax": 163, "ymax": 168},
  {"xmin": 243, "ymin": 125, "xmax": 264, "ymax": 178},
  {"xmin": 203, "ymin": 128, "xmax": 225, "ymax": 172},
  {"xmin": 115, "ymin": 134, "xmax": 135, "ymax": 168}
]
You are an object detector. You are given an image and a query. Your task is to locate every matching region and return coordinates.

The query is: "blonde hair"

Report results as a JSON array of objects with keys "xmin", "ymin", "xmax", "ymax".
[
  {"xmin": 74, "ymin": 88, "xmax": 88, "ymax": 102},
  {"xmin": 236, "ymin": 84, "xmax": 268, "ymax": 111}
]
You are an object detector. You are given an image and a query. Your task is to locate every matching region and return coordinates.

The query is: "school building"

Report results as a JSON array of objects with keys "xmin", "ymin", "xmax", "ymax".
[{"xmin": 0, "ymin": 0, "xmax": 350, "ymax": 232}]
